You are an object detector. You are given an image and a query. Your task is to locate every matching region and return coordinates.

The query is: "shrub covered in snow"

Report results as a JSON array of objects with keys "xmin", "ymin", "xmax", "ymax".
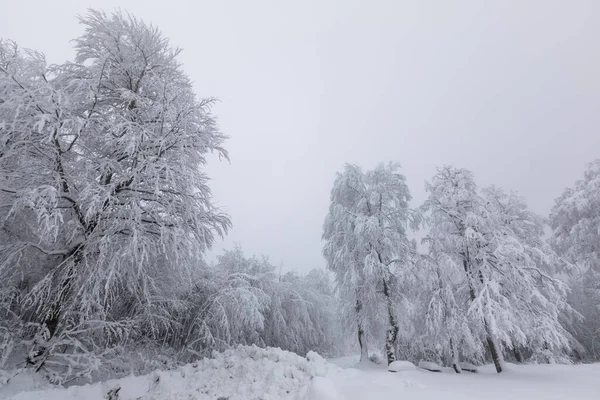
[{"xmin": 368, "ymin": 351, "xmax": 384, "ymax": 365}]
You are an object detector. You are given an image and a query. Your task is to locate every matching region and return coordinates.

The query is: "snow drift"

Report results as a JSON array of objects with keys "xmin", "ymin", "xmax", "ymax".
[
  {"xmin": 1, "ymin": 346, "xmax": 341, "ymax": 400},
  {"xmin": 387, "ymin": 360, "xmax": 417, "ymax": 372}
]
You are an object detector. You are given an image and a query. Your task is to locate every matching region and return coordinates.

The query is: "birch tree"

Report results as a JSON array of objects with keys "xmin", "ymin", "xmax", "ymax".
[
  {"xmin": 322, "ymin": 162, "xmax": 417, "ymax": 365},
  {"xmin": 481, "ymin": 185, "xmax": 574, "ymax": 362},
  {"xmin": 423, "ymin": 166, "xmax": 573, "ymax": 373}
]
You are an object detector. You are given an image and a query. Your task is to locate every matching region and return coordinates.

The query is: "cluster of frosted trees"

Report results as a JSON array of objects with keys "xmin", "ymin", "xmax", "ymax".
[
  {"xmin": 197, "ymin": 248, "xmax": 341, "ymax": 358},
  {"xmin": 0, "ymin": 11, "xmax": 338, "ymax": 383},
  {"xmin": 323, "ymin": 162, "xmax": 598, "ymax": 372}
]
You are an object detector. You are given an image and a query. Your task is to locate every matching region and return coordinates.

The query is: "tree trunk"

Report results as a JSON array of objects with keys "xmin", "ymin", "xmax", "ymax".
[
  {"xmin": 384, "ymin": 325, "xmax": 399, "ymax": 365},
  {"xmin": 462, "ymin": 251, "xmax": 503, "ymax": 374},
  {"xmin": 356, "ymin": 299, "xmax": 369, "ymax": 363},
  {"xmin": 358, "ymin": 324, "xmax": 368, "ymax": 363},
  {"xmin": 484, "ymin": 323, "xmax": 503, "ymax": 373},
  {"xmin": 487, "ymin": 337, "xmax": 503, "ymax": 373},
  {"xmin": 513, "ymin": 347, "xmax": 523, "ymax": 363},
  {"xmin": 450, "ymin": 338, "xmax": 462, "ymax": 373},
  {"xmin": 382, "ymin": 279, "xmax": 399, "ymax": 365},
  {"xmin": 28, "ymin": 246, "xmax": 83, "ymax": 370}
]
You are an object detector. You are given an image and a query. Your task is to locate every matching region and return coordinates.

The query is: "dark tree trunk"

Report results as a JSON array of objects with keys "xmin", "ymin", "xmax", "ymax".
[
  {"xmin": 450, "ymin": 338, "xmax": 462, "ymax": 373},
  {"xmin": 356, "ymin": 299, "xmax": 369, "ymax": 362},
  {"xmin": 462, "ymin": 251, "xmax": 503, "ymax": 374},
  {"xmin": 513, "ymin": 348, "xmax": 523, "ymax": 363},
  {"xmin": 485, "ymin": 329, "xmax": 503, "ymax": 373},
  {"xmin": 28, "ymin": 246, "xmax": 83, "ymax": 370},
  {"xmin": 358, "ymin": 325, "xmax": 368, "ymax": 362},
  {"xmin": 382, "ymin": 279, "xmax": 399, "ymax": 365}
]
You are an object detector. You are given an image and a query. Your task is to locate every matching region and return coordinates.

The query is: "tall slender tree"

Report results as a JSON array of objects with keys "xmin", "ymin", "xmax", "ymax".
[{"xmin": 323, "ymin": 162, "xmax": 416, "ymax": 365}]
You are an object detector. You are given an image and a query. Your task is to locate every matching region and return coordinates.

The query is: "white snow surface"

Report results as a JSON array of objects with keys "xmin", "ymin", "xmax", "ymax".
[
  {"xmin": 327, "ymin": 356, "xmax": 600, "ymax": 400},
  {"xmin": 418, "ymin": 361, "xmax": 442, "ymax": 371},
  {"xmin": 387, "ymin": 360, "xmax": 417, "ymax": 372},
  {"xmin": 1, "ymin": 346, "xmax": 340, "ymax": 400},
  {"xmin": 458, "ymin": 362, "xmax": 478, "ymax": 372},
  {"xmin": 2, "ymin": 351, "xmax": 600, "ymax": 400},
  {"xmin": 300, "ymin": 376, "xmax": 339, "ymax": 400}
]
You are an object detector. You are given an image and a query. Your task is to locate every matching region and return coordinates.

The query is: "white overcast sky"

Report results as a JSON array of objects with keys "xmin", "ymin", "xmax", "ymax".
[{"xmin": 2, "ymin": 1, "xmax": 599, "ymax": 272}]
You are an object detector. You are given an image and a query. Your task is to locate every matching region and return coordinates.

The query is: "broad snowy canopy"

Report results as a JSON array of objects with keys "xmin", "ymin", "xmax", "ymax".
[{"xmin": 422, "ymin": 166, "xmax": 574, "ymax": 370}]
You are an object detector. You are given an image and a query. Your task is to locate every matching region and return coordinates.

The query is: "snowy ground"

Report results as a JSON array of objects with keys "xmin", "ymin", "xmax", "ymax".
[
  {"xmin": 1, "ymin": 349, "xmax": 599, "ymax": 399},
  {"xmin": 325, "ymin": 355, "xmax": 600, "ymax": 400}
]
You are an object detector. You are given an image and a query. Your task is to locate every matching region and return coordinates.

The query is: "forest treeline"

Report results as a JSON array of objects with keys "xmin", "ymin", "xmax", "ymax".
[{"xmin": 0, "ymin": 10, "xmax": 598, "ymax": 384}]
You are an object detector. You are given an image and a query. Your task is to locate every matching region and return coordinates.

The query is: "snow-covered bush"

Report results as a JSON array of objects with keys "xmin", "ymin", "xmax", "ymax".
[{"xmin": 368, "ymin": 351, "xmax": 384, "ymax": 365}]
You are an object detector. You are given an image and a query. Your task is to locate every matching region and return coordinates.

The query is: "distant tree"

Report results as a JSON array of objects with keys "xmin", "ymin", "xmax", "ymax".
[
  {"xmin": 550, "ymin": 159, "xmax": 600, "ymax": 359},
  {"xmin": 550, "ymin": 160, "xmax": 600, "ymax": 268},
  {"xmin": 322, "ymin": 163, "xmax": 417, "ymax": 365},
  {"xmin": 563, "ymin": 275, "xmax": 600, "ymax": 360},
  {"xmin": 0, "ymin": 10, "xmax": 229, "ymax": 379},
  {"xmin": 176, "ymin": 247, "xmax": 339, "ymax": 358},
  {"xmin": 422, "ymin": 166, "xmax": 573, "ymax": 373}
]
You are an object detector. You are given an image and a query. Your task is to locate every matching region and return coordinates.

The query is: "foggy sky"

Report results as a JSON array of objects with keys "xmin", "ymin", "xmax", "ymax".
[{"xmin": 2, "ymin": 1, "xmax": 600, "ymax": 272}]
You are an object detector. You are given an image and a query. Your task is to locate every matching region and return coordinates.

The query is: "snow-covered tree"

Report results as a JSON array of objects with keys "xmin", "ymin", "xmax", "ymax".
[
  {"xmin": 173, "ymin": 247, "xmax": 339, "ymax": 359},
  {"xmin": 422, "ymin": 166, "xmax": 573, "ymax": 373},
  {"xmin": 0, "ymin": 10, "xmax": 229, "ymax": 379},
  {"xmin": 564, "ymin": 275, "xmax": 600, "ymax": 360},
  {"xmin": 421, "ymin": 167, "xmax": 492, "ymax": 371},
  {"xmin": 550, "ymin": 159, "xmax": 600, "ymax": 360},
  {"xmin": 481, "ymin": 185, "xmax": 575, "ymax": 363},
  {"xmin": 421, "ymin": 249, "xmax": 482, "ymax": 372},
  {"xmin": 322, "ymin": 163, "xmax": 417, "ymax": 365},
  {"xmin": 550, "ymin": 159, "xmax": 600, "ymax": 271}
]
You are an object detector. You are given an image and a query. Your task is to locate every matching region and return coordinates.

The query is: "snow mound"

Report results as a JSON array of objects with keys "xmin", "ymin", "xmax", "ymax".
[
  {"xmin": 388, "ymin": 360, "xmax": 417, "ymax": 372},
  {"xmin": 301, "ymin": 376, "xmax": 339, "ymax": 400},
  {"xmin": 418, "ymin": 361, "xmax": 442, "ymax": 372},
  {"xmin": 3, "ymin": 345, "xmax": 341, "ymax": 400},
  {"xmin": 458, "ymin": 362, "xmax": 478, "ymax": 373}
]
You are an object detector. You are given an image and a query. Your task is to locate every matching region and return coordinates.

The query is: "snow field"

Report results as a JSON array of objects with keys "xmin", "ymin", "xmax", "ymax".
[
  {"xmin": 3, "ymin": 350, "xmax": 600, "ymax": 400},
  {"xmin": 417, "ymin": 361, "xmax": 442, "ymax": 372},
  {"xmin": 329, "ymin": 356, "xmax": 600, "ymax": 400}
]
